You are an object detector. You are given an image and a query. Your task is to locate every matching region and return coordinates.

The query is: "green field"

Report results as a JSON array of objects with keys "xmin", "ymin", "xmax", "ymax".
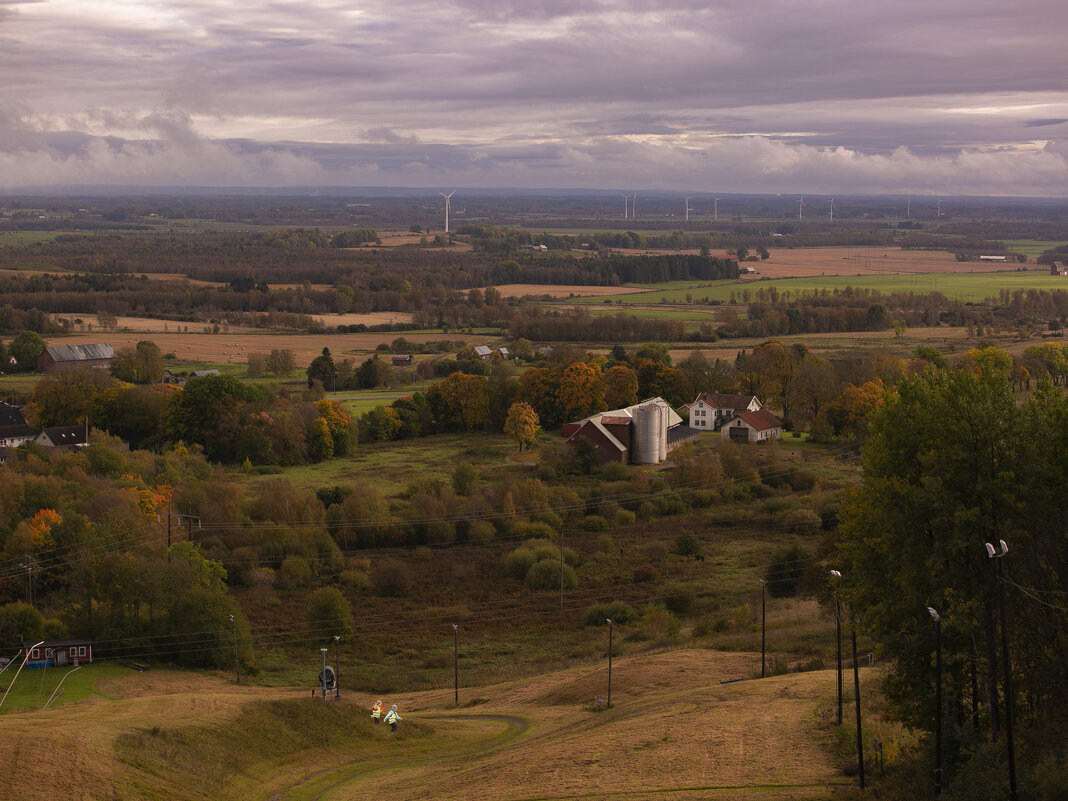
[
  {"xmin": 0, "ymin": 662, "xmax": 133, "ymax": 713},
  {"xmin": 569, "ymin": 269, "xmax": 1067, "ymax": 305},
  {"xmin": 0, "ymin": 232, "xmax": 62, "ymax": 246},
  {"xmin": 1003, "ymin": 239, "xmax": 1068, "ymax": 258}
]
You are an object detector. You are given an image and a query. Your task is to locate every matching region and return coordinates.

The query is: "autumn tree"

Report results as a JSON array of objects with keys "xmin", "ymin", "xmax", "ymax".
[
  {"xmin": 603, "ymin": 365, "xmax": 638, "ymax": 408},
  {"xmin": 110, "ymin": 340, "xmax": 164, "ymax": 384},
  {"xmin": 504, "ymin": 401, "xmax": 540, "ymax": 451},
  {"xmin": 557, "ymin": 361, "xmax": 605, "ymax": 421}
]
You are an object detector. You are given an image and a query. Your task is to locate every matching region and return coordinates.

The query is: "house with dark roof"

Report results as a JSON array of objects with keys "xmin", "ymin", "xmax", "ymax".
[
  {"xmin": 37, "ymin": 343, "xmax": 115, "ymax": 373},
  {"xmin": 34, "ymin": 425, "xmax": 89, "ymax": 452},
  {"xmin": 721, "ymin": 409, "xmax": 783, "ymax": 443},
  {"xmin": 0, "ymin": 402, "xmax": 37, "ymax": 449},
  {"xmin": 20, "ymin": 639, "xmax": 93, "ymax": 667},
  {"xmin": 688, "ymin": 393, "xmax": 762, "ymax": 431}
]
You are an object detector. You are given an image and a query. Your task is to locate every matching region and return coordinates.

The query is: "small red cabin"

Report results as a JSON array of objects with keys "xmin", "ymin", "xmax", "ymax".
[{"xmin": 20, "ymin": 639, "xmax": 93, "ymax": 668}]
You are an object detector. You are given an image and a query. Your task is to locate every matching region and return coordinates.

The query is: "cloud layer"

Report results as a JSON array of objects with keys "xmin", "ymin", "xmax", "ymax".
[{"xmin": 1, "ymin": 0, "xmax": 1066, "ymax": 194}]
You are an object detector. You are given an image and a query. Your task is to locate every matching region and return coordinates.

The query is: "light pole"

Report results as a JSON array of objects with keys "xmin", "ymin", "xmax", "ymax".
[
  {"xmin": 986, "ymin": 540, "xmax": 1017, "ymax": 801},
  {"xmin": 927, "ymin": 607, "xmax": 942, "ymax": 795},
  {"xmin": 334, "ymin": 635, "xmax": 341, "ymax": 700},
  {"xmin": 759, "ymin": 579, "xmax": 767, "ymax": 678},
  {"xmin": 606, "ymin": 618, "xmax": 614, "ymax": 709},
  {"xmin": 830, "ymin": 569, "xmax": 843, "ymax": 725},
  {"xmin": 453, "ymin": 624, "xmax": 459, "ymax": 707}
]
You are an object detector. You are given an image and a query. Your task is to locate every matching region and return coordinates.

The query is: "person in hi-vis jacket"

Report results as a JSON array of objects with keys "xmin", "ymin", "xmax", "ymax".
[
  {"xmin": 383, "ymin": 704, "xmax": 402, "ymax": 732},
  {"xmin": 371, "ymin": 700, "xmax": 382, "ymax": 723}
]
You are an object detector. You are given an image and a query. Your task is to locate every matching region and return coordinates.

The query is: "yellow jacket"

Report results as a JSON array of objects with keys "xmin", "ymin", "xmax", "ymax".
[{"xmin": 371, "ymin": 703, "xmax": 382, "ymax": 718}]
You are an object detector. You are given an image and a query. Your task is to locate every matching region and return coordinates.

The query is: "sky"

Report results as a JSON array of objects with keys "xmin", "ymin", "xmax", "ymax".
[{"xmin": 2, "ymin": 0, "xmax": 1067, "ymax": 195}]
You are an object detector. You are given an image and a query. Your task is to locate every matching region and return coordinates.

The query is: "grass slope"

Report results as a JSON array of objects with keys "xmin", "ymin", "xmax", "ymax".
[{"xmin": 0, "ymin": 651, "xmax": 867, "ymax": 801}]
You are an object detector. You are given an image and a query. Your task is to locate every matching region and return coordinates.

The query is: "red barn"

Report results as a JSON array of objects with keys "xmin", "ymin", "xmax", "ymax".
[{"xmin": 21, "ymin": 640, "xmax": 94, "ymax": 667}]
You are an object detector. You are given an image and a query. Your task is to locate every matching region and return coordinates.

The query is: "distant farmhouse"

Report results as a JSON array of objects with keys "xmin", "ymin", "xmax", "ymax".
[
  {"xmin": 563, "ymin": 397, "xmax": 700, "ymax": 465},
  {"xmin": 688, "ymin": 393, "xmax": 763, "ymax": 431},
  {"xmin": 37, "ymin": 343, "xmax": 115, "ymax": 373},
  {"xmin": 1051, "ymin": 261, "xmax": 1068, "ymax": 276},
  {"xmin": 20, "ymin": 640, "xmax": 93, "ymax": 667}
]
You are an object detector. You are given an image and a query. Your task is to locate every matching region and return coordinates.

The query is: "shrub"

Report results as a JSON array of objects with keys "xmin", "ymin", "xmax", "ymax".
[
  {"xmin": 504, "ymin": 547, "xmax": 538, "ymax": 581},
  {"xmin": 636, "ymin": 604, "xmax": 679, "ymax": 640},
  {"xmin": 596, "ymin": 533, "xmax": 615, "ymax": 553},
  {"xmin": 580, "ymin": 515, "xmax": 609, "ymax": 531},
  {"xmin": 660, "ymin": 581, "xmax": 696, "ymax": 615},
  {"xmin": 338, "ymin": 569, "xmax": 371, "ymax": 591},
  {"xmin": 466, "ymin": 520, "xmax": 496, "ymax": 544},
  {"xmin": 525, "ymin": 559, "xmax": 577, "ymax": 591},
  {"xmin": 305, "ymin": 586, "xmax": 355, "ymax": 638},
  {"xmin": 277, "ymin": 556, "xmax": 312, "ymax": 589},
  {"xmin": 633, "ymin": 563, "xmax": 660, "ymax": 583},
  {"xmin": 582, "ymin": 601, "xmax": 636, "ymax": 626},
  {"xmin": 675, "ymin": 531, "xmax": 702, "ymax": 557},
  {"xmin": 782, "ymin": 508, "xmax": 822, "ymax": 536},
  {"xmin": 613, "ymin": 508, "xmax": 636, "ymax": 526}
]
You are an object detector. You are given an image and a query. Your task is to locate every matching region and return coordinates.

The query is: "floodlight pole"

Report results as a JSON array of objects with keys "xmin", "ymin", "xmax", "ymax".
[
  {"xmin": 334, "ymin": 635, "xmax": 341, "ymax": 700},
  {"xmin": 928, "ymin": 607, "xmax": 942, "ymax": 795},
  {"xmin": 606, "ymin": 619, "xmax": 613, "ymax": 709},
  {"xmin": 759, "ymin": 579, "xmax": 767, "ymax": 678},
  {"xmin": 830, "ymin": 570, "xmax": 843, "ymax": 725},
  {"xmin": 453, "ymin": 624, "xmax": 459, "ymax": 707},
  {"xmin": 986, "ymin": 540, "xmax": 1017, "ymax": 801}
]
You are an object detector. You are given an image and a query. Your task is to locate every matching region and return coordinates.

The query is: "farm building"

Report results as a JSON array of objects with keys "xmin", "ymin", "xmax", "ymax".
[
  {"xmin": 563, "ymin": 397, "xmax": 700, "ymax": 465},
  {"xmin": 391, "ymin": 354, "xmax": 413, "ymax": 367},
  {"xmin": 1051, "ymin": 261, "xmax": 1068, "ymax": 276},
  {"xmin": 688, "ymin": 393, "xmax": 763, "ymax": 431},
  {"xmin": 0, "ymin": 402, "xmax": 37, "ymax": 449},
  {"xmin": 721, "ymin": 409, "xmax": 783, "ymax": 443},
  {"xmin": 37, "ymin": 343, "xmax": 115, "ymax": 373},
  {"xmin": 20, "ymin": 640, "xmax": 93, "ymax": 667}
]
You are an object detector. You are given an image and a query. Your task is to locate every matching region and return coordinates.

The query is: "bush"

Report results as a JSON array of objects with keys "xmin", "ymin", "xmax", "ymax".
[
  {"xmin": 277, "ymin": 556, "xmax": 313, "ymax": 589},
  {"xmin": 305, "ymin": 587, "xmax": 355, "ymax": 639},
  {"xmin": 636, "ymin": 604, "xmax": 680, "ymax": 641},
  {"xmin": 613, "ymin": 508, "xmax": 636, "ymax": 526},
  {"xmin": 525, "ymin": 559, "xmax": 578, "ymax": 591},
  {"xmin": 660, "ymin": 581, "xmax": 696, "ymax": 615},
  {"xmin": 583, "ymin": 601, "xmax": 636, "ymax": 626},
  {"xmin": 504, "ymin": 547, "xmax": 538, "ymax": 581},
  {"xmin": 633, "ymin": 563, "xmax": 660, "ymax": 583},
  {"xmin": 782, "ymin": 508, "xmax": 822, "ymax": 536},
  {"xmin": 643, "ymin": 540, "xmax": 669, "ymax": 562},
  {"xmin": 580, "ymin": 515, "xmax": 609, "ymax": 531},
  {"xmin": 675, "ymin": 531, "xmax": 702, "ymax": 557}
]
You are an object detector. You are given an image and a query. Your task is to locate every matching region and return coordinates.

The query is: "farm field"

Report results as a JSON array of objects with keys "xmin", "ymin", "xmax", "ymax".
[
  {"xmin": 0, "ymin": 650, "xmax": 866, "ymax": 801},
  {"xmin": 36, "ymin": 329, "xmax": 490, "ymax": 365},
  {"xmin": 569, "ymin": 269, "xmax": 1062, "ymax": 305}
]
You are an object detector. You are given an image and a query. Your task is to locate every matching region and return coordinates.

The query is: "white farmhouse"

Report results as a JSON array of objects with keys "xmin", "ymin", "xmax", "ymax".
[{"xmin": 688, "ymin": 393, "xmax": 762, "ymax": 431}]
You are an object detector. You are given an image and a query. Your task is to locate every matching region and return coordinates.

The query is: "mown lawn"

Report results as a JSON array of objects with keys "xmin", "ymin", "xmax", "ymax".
[{"xmin": 0, "ymin": 662, "xmax": 133, "ymax": 714}]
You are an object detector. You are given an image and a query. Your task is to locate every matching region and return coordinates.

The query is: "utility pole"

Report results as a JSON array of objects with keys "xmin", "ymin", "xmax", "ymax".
[
  {"xmin": 831, "ymin": 570, "xmax": 843, "ymax": 725},
  {"xmin": 986, "ymin": 540, "xmax": 1017, "ymax": 801},
  {"xmin": 230, "ymin": 614, "xmax": 239, "ymax": 684},
  {"xmin": 452, "ymin": 624, "xmax": 459, "ymax": 707},
  {"xmin": 760, "ymin": 579, "xmax": 767, "ymax": 678},
  {"xmin": 334, "ymin": 635, "xmax": 341, "ymax": 700},
  {"xmin": 320, "ymin": 648, "xmax": 328, "ymax": 701},
  {"xmin": 928, "ymin": 607, "xmax": 942, "ymax": 795},
  {"xmin": 559, "ymin": 533, "xmax": 564, "ymax": 612},
  {"xmin": 606, "ymin": 618, "xmax": 614, "ymax": 708}
]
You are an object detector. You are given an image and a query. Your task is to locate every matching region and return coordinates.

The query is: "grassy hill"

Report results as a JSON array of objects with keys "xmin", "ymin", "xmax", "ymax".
[{"xmin": 0, "ymin": 651, "xmax": 875, "ymax": 801}]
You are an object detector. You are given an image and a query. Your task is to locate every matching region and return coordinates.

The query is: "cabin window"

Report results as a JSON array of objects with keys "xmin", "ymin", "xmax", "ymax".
[
  {"xmin": 32, "ymin": 649, "xmax": 40, "ymax": 658},
  {"xmin": 78, "ymin": 646, "xmax": 87, "ymax": 656}
]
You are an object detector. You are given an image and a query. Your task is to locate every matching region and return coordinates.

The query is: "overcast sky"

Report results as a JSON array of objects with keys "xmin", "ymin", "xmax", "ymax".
[{"xmin": 2, "ymin": 0, "xmax": 1066, "ymax": 195}]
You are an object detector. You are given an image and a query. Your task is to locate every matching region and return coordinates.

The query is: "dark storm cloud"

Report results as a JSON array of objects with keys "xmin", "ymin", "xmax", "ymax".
[{"xmin": 0, "ymin": 0, "xmax": 1065, "ymax": 193}]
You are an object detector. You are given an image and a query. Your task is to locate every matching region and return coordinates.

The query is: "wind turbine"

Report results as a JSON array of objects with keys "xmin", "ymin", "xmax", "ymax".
[
  {"xmin": 632, "ymin": 193, "xmax": 637, "ymax": 219},
  {"xmin": 713, "ymin": 197, "xmax": 721, "ymax": 221},
  {"xmin": 937, "ymin": 199, "xmax": 943, "ymax": 218},
  {"xmin": 829, "ymin": 196, "xmax": 836, "ymax": 222},
  {"xmin": 622, "ymin": 195, "xmax": 631, "ymax": 219},
  {"xmin": 906, "ymin": 197, "xmax": 911, "ymax": 218},
  {"xmin": 684, "ymin": 197, "xmax": 693, "ymax": 222},
  {"xmin": 798, "ymin": 196, "xmax": 805, "ymax": 221},
  {"xmin": 440, "ymin": 191, "xmax": 456, "ymax": 233}
]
